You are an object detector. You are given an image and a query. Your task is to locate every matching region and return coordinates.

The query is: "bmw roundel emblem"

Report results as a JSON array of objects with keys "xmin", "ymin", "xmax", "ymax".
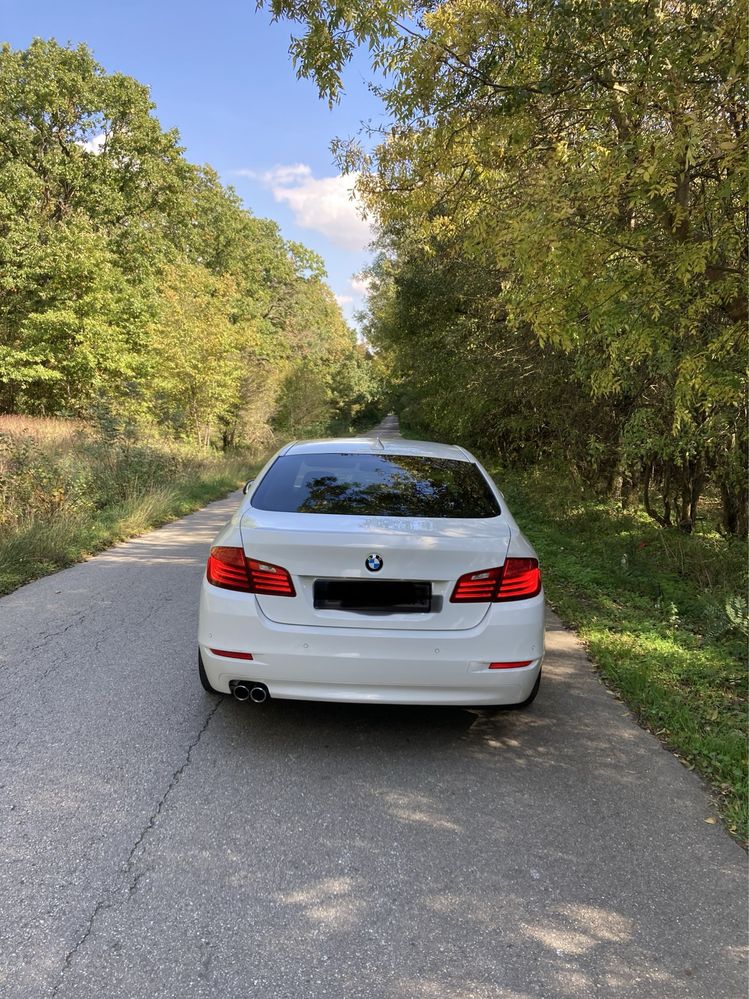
[{"xmin": 365, "ymin": 552, "xmax": 383, "ymax": 572}]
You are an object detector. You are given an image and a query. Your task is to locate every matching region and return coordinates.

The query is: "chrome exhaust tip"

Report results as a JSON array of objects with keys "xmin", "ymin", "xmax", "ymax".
[
  {"xmin": 249, "ymin": 685, "xmax": 268, "ymax": 704},
  {"xmin": 232, "ymin": 682, "xmax": 251, "ymax": 702}
]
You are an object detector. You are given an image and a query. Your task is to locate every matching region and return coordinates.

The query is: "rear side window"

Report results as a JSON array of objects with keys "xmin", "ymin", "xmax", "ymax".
[{"xmin": 250, "ymin": 453, "xmax": 500, "ymax": 518}]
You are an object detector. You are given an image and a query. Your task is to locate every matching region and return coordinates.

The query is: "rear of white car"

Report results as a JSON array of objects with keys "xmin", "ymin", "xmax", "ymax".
[{"xmin": 198, "ymin": 439, "xmax": 544, "ymax": 706}]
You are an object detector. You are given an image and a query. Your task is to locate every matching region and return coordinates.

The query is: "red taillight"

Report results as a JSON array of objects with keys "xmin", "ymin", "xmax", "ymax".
[
  {"xmin": 207, "ymin": 546, "xmax": 251, "ymax": 591},
  {"xmin": 206, "ymin": 547, "xmax": 295, "ymax": 597},
  {"xmin": 246, "ymin": 558, "xmax": 296, "ymax": 597},
  {"xmin": 450, "ymin": 566, "xmax": 503, "ymax": 602},
  {"xmin": 450, "ymin": 558, "xmax": 541, "ymax": 603},
  {"xmin": 496, "ymin": 558, "xmax": 541, "ymax": 601},
  {"xmin": 210, "ymin": 648, "xmax": 254, "ymax": 660},
  {"xmin": 488, "ymin": 660, "xmax": 533, "ymax": 669}
]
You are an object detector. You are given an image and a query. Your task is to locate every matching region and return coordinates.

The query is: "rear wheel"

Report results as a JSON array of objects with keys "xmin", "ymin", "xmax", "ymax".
[
  {"xmin": 198, "ymin": 651, "xmax": 222, "ymax": 695},
  {"xmin": 508, "ymin": 669, "xmax": 541, "ymax": 709},
  {"xmin": 474, "ymin": 670, "xmax": 541, "ymax": 711}
]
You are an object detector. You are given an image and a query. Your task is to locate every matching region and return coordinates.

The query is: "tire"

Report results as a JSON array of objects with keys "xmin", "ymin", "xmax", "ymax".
[
  {"xmin": 198, "ymin": 651, "xmax": 223, "ymax": 695},
  {"xmin": 474, "ymin": 669, "xmax": 541, "ymax": 711},
  {"xmin": 508, "ymin": 669, "xmax": 541, "ymax": 709}
]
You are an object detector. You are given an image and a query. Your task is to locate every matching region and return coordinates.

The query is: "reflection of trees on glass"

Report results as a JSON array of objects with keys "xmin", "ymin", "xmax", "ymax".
[{"xmin": 295, "ymin": 457, "xmax": 498, "ymax": 517}]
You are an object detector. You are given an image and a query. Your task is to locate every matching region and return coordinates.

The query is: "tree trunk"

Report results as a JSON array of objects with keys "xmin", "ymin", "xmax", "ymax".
[
  {"xmin": 662, "ymin": 462, "xmax": 673, "ymax": 527},
  {"xmin": 620, "ymin": 472, "xmax": 633, "ymax": 510},
  {"xmin": 688, "ymin": 461, "xmax": 705, "ymax": 530},
  {"xmin": 643, "ymin": 460, "xmax": 667, "ymax": 527},
  {"xmin": 677, "ymin": 461, "xmax": 692, "ymax": 532},
  {"xmin": 721, "ymin": 480, "xmax": 748, "ymax": 537}
]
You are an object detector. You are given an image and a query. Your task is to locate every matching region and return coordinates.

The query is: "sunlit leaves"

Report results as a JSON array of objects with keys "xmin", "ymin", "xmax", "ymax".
[
  {"xmin": 261, "ymin": 0, "xmax": 747, "ymax": 530},
  {"xmin": 0, "ymin": 40, "xmax": 369, "ymax": 444}
]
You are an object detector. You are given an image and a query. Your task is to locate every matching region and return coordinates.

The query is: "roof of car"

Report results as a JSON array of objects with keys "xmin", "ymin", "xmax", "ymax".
[{"xmin": 283, "ymin": 437, "xmax": 472, "ymax": 462}]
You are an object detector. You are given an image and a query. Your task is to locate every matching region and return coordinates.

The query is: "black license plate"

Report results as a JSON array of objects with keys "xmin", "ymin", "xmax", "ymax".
[{"xmin": 314, "ymin": 579, "xmax": 432, "ymax": 613}]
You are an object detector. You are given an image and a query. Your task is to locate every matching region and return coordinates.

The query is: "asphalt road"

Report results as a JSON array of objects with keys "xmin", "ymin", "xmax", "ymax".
[{"xmin": 1, "ymin": 435, "xmax": 746, "ymax": 997}]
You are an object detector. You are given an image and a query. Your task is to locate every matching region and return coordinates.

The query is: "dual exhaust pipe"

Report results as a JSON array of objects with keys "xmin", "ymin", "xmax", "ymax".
[{"xmin": 230, "ymin": 681, "xmax": 269, "ymax": 704}]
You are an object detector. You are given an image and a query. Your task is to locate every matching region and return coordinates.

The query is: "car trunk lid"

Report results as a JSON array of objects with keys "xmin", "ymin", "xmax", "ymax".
[{"xmin": 239, "ymin": 510, "xmax": 511, "ymax": 630}]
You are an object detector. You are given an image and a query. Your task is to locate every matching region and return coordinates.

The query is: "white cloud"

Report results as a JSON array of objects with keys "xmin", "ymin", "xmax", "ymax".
[
  {"xmin": 349, "ymin": 273, "xmax": 372, "ymax": 297},
  {"xmin": 235, "ymin": 163, "xmax": 311, "ymax": 185},
  {"xmin": 335, "ymin": 294, "xmax": 354, "ymax": 306},
  {"xmin": 237, "ymin": 163, "xmax": 372, "ymax": 253},
  {"xmin": 78, "ymin": 133, "xmax": 106, "ymax": 155}
]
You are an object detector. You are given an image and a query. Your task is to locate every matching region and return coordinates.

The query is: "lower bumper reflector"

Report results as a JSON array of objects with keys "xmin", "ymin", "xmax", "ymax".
[{"xmin": 488, "ymin": 660, "xmax": 533, "ymax": 670}]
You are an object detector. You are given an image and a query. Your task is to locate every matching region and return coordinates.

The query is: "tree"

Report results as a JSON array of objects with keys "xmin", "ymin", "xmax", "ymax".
[
  {"xmin": 260, "ymin": 0, "xmax": 748, "ymax": 530},
  {"xmin": 0, "ymin": 40, "xmax": 373, "ymax": 444},
  {"xmin": 0, "ymin": 39, "xmax": 186, "ymax": 414},
  {"xmin": 148, "ymin": 264, "xmax": 249, "ymax": 446}
]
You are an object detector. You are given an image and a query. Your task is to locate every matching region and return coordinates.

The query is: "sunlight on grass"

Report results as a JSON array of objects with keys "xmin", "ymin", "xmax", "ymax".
[{"xmin": 495, "ymin": 465, "xmax": 748, "ymax": 842}]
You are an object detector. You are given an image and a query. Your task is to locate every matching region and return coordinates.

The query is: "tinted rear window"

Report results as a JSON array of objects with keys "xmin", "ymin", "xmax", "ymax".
[{"xmin": 250, "ymin": 453, "xmax": 500, "ymax": 518}]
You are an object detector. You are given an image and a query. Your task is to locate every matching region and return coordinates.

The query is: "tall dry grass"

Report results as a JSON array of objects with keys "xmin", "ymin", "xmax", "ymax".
[
  {"xmin": 0, "ymin": 414, "xmax": 88, "ymax": 450},
  {"xmin": 0, "ymin": 416, "xmax": 258, "ymax": 593}
]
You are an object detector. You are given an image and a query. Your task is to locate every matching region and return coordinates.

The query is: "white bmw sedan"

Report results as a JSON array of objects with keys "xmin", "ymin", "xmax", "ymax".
[{"xmin": 198, "ymin": 439, "xmax": 544, "ymax": 707}]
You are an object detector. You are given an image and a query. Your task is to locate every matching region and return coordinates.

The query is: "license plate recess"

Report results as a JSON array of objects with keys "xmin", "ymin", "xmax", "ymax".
[{"xmin": 313, "ymin": 579, "xmax": 432, "ymax": 614}]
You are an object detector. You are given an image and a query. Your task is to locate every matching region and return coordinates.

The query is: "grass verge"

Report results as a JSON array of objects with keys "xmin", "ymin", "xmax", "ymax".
[
  {"xmin": 0, "ymin": 424, "xmax": 258, "ymax": 595},
  {"xmin": 493, "ymin": 465, "xmax": 747, "ymax": 843}
]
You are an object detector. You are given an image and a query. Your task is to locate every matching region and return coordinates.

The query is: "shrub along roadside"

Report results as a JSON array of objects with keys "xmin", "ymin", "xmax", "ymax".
[
  {"xmin": 494, "ymin": 465, "xmax": 747, "ymax": 843},
  {"xmin": 0, "ymin": 424, "xmax": 259, "ymax": 595}
]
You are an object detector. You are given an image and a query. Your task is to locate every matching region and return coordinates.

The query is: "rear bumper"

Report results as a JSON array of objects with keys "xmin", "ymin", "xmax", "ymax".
[{"xmin": 198, "ymin": 582, "xmax": 545, "ymax": 706}]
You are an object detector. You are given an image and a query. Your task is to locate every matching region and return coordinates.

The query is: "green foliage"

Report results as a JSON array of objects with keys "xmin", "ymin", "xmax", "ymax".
[
  {"xmin": 328, "ymin": 347, "xmax": 388, "ymax": 431},
  {"xmin": 262, "ymin": 0, "xmax": 407, "ymax": 104},
  {"xmin": 261, "ymin": 0, "xmax": 747, "ymax": 532},
  {"xmin": 147, "ymin": 263, "xmax": 248, "ymax": 446},
  {"xmin": 0, "ymin": 39, "xmax": 376, "ymax": 444}
]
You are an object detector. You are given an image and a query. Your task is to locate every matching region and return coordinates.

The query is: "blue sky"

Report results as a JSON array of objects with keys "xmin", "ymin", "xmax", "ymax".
[{"xmin": 2, "ymin": 0, "xmax": 384, "ymax": 325}]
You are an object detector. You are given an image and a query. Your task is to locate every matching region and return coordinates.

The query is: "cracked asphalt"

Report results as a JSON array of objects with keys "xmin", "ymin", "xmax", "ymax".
[{"xmin": 1, "ymin": 485, "xmax": 747, "ymax": 999}]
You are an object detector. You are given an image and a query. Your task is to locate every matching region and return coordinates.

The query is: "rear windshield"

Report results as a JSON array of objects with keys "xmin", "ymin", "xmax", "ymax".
[{"xmin": 250, "ymin": 452, "xmax": 501, "ymax": 518}]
